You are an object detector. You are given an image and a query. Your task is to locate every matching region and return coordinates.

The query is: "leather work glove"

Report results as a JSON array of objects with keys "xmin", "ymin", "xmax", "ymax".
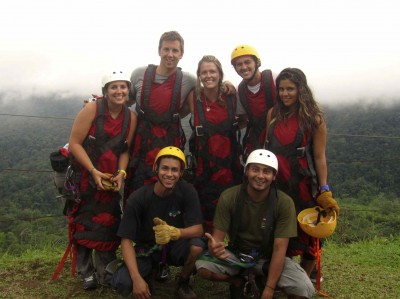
[
  {"xmin": 316, "ymin": 191, "xmax": 340, "ymax": 216},
  {"xmin": 153, "ymin": 217, "xmax": 181, "ymax": 245}
]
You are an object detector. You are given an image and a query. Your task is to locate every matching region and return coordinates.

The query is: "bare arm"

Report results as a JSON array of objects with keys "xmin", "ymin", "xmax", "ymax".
[
  {"xmin": 313, "ymin": 116, "xmax": 328, "ymax": 187},
  {"xmin": 179, "ymin": 90, "xmax": 194, "ymax": 118},
  {"xmin": 261, "ymin": 238, "xmax": 289, "ymax": 299},
  {"xmin": 179, "ymin": 223, "xmax": 203, "ymax": 239},
  {"xmin": 68, "ymin": 102, "xmax": 106, "ymax": 189},
  {"xmin": 121, "ymin": 238, "xmax": 151, "ymax": 298},
  {"xmin": 68, "ymin": 102, "xmax": 96, "ymax": 170},
  {"xmin": 223, "ymin": 81, "xmax": 237, "ymax": 96}
]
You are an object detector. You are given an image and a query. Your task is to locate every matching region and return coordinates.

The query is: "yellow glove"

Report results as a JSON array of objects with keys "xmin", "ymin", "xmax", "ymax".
[
  {"xmin": 316, "ymin": 191, "xmax": 340, "ymax": 216},
  {"xmin": 153, "ymin": 217, "xmax": 181, "ymax": 244}
]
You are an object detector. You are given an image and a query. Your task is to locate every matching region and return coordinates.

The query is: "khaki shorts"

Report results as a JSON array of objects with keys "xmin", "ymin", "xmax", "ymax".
[{"xmin": 196, "ymin": 253, "xmax": 315, "ymax": 298}]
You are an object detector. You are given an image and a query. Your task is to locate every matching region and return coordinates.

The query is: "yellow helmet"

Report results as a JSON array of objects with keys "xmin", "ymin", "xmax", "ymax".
[
  {"xmin": 153, "ymin": 146, "xmax": 186, "ymax": 176},
  {"xmin": 298, "ymin": 207, "xmax": 337, "ymax": 238},
  {"xmin": 231, "ymin": 44, "xmax": 261, "ymax": 66}
]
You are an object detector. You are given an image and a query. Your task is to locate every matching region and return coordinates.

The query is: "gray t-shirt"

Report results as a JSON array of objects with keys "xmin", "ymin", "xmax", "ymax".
[{"xmin": 128, "ymin": 66, "xmax": 196, "ymax": 113}]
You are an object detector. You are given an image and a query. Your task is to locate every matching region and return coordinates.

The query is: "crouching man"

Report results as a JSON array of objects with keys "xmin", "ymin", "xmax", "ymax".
[
  {"xmin": 195, "ymin": 149, "xmax": 315, "ymax": 299},
  {"xmin": 111, "ymin": 146, "xmax": 204, "ymax": 299}
]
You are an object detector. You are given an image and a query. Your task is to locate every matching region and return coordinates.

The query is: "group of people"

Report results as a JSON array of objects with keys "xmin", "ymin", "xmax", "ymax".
[{"xmin": 65, "ymin": 30, "xmax": 340, "ymax": 299}]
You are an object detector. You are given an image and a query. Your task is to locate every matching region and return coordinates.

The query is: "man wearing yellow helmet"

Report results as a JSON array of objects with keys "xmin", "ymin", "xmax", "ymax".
[
  {"xmin": 111, "ymin": 146, "xmax": 204, "ymax": 299},
  {"xmin": 231, "ymin": 44, "xmax": 277, "ymax": 163}
]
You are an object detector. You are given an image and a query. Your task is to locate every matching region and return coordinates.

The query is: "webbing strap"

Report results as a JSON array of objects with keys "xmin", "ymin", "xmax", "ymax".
[
  {"xmin": 138, "ymin": 64, "xmax": 183, "ymax": 123},
  {"xmin": 238, "ymin": 69, "xmax": 273, "ymax": 124},
  {"xmin": 229, "ymin": 184, "xmax": 277, "ymax": 259},
  {"xmin": 314, "ymin": 238, "xmax": 330, "ymax": 297},
  {"xmin": 52, "ymin": 241, "xmax": 76, "ymax": 280},
  {"xmin": 262, "ymin": 70, "xmax": 274, "ymax": 112},
  {"xmin": 198, "ymin": 251, "xmax": 255, "ymax": 269},
  {"xmin": 91, "ymin": 98, "xmax": 130, "ymax": 164}
]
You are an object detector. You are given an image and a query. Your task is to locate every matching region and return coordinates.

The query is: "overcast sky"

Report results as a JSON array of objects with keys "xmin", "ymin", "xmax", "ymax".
[{"xmin": 1, "ymin": 0, "xmax": 399, "ymax": 106}]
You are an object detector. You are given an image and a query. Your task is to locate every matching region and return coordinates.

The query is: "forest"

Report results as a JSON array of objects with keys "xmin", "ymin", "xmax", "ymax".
[{"xmin": 0, "ymin": 93, "xmax": 399, "ymax": 254}]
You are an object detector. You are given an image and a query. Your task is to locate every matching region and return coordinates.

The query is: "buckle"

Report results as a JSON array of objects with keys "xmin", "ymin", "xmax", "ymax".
[
  {"xmin": 239, "ymin": 253, "xmax": 255, "ymax": 264},
  {"xmin": 195, "ymin": 126, "xmax": 204, "ymax": 136},
  {"xmin": 297, "ymin": 147, "xmax": 306, "ymax": 157},
  {"xmin": 172, "ymin": 113, "xmax": 180, "ymax": 122}
]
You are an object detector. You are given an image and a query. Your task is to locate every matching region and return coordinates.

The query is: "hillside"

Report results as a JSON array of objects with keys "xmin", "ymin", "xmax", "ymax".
[
  {"xmin": 0, "ymin": 237, "xmax": 399, "ymax": 298},
  {"xmin": 0, "ymin": 94, "xmax": 399, "ymax": 252}
]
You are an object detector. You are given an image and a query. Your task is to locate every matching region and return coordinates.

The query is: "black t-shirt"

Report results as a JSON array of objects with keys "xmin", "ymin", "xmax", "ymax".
[{"xmin": 117, "ymin": 180, "xmax": 203, "ymax": 245}]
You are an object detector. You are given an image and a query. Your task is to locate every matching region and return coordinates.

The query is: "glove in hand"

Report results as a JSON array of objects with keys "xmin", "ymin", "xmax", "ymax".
[
  {"xmin": 153, "ymin": 217, "xmax": 181, "ymax": 245},
  {"xmin": 316, "ymin": 191, "xmax": 340, "ymax": 216}
]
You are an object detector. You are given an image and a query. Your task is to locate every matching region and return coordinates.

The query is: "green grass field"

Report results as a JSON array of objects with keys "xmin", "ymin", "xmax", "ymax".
[{"xmin": 0, "ymin": 237, "xmax": 399, "ymax": 299}]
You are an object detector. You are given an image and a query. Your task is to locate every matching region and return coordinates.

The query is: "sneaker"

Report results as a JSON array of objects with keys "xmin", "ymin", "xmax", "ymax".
[
  {"xmin": 175, "ymin": 276, "xmax": 197, "ymax": 299},
  {"xmin": 83, "ymin": 274, "xmax": 97, "ymax": 290},
  {"xmin": 310, "ymin": 267, "xmax": 324, "ymax": 284}
]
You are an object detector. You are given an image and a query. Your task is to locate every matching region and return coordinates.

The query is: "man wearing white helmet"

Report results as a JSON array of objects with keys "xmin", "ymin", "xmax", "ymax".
[{"xmin": 195, "ymin": 149, "xmax": 314, "ymax": 299}]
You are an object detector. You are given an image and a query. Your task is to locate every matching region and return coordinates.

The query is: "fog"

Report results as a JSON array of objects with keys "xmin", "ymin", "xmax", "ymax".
[{"xmin": 1, "ymin": 0, "xmax": 400, "ymax": 106}]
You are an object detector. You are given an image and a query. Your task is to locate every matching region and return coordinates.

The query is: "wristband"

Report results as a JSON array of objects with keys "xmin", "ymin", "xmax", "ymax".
[
  {"xmin": 319, "ymin": 184, "xmax": 330, "ymax": 192},
  {"xmin": 266, "ymin": 285, "xmax": 275, "ymax": 291},
  {"xmin": 118, "ymin": 169, "xmax": 127, "ymax": 179}
]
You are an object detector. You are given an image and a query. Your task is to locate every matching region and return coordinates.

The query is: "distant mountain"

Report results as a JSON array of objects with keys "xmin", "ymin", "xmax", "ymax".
[{"xmin": 0, "ymin": 94, "xmax": 399, "ymax": 254}]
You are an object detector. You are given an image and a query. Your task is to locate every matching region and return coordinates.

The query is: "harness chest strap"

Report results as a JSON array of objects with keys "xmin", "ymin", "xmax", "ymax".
[
  {"xmin": 238, "ymin": 69, "xmax": 273, "ymax": 124},
  {"xmin": 229, "ymin": 183, "xmax": 277, "ymax": 259},
  {"xmin": 136, "ymin": 64, "xmax": 183, "ymax": 123}
]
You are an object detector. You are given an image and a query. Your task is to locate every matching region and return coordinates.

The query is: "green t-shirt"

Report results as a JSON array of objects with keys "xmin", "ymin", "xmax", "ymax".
[{"xmin": 213, "ymin": 184, "xmax": 297, "ymax": 252}]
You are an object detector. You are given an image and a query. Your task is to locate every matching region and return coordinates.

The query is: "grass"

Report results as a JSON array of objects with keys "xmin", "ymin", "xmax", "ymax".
[{"xmin": 0, "ymin": 237, "xmax": 399, "ymax": 299}]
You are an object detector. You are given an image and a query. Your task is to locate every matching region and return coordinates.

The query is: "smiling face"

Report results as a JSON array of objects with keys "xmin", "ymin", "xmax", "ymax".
[
  {"xmin": 158, "ymin": 40, "xmax": 183, "ymax": 73},
  {"xmin": 278, "ymin": 79, "xmax": 299, "ymax": 111},
  {"xmin": 246, "ymin": 163, "xmax": 276, "ymax": 193},
  {"xmin": 105, "ymin": 81, "xmax": 129, "ymax": 105},
  {"xmin": 155, "ymin": 157, "xmax": 182, "ymax": 191},
  {"xmin": 199, "ymin": 61, "xmax": 221, "ymax": 90},
  {"xmin": 232, "ymin": 55, "xmax": 258, "ymax": 81}
]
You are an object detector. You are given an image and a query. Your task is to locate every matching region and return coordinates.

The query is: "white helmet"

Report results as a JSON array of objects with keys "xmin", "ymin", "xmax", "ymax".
[
  {"xmin": 101, "ymin": 70, "xmax": 131, "ymax": 88},
  {"xmin": 245, "ymin": 149, "xmax": 278, "ymax": 173}
]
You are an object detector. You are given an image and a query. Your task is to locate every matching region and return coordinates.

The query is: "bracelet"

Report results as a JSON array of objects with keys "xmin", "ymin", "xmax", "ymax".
[
  {"xmin": 319, "ymin": 184, "xmax": 330, "ymax": 192},
  {"xmin": 89, "ymin": 167, "xmax": 96, "ymax": 174},
  {"xmin": 118, "ymin": 169, "xmax": 127, "ymax": 179},
  {"xmin": 266, "ymin": 285, "xmax": 275, "ymax": 291}
]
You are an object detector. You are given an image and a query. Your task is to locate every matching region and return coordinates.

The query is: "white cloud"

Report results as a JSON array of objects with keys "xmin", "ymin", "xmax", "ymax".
[{"xmin": 1, "ymin": 0, "xmax": 399, "ymax": 104}]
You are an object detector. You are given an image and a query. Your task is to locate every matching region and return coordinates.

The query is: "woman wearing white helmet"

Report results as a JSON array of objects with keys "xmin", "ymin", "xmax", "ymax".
[{"xmin": 67, "ymin": 70, "xmax": 137, "ymax": 290}]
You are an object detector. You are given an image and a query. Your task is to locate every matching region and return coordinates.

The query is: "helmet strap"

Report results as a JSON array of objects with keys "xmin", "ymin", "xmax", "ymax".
[{"xmin": 245, "ymin": 58, "xmax": 260, "ymax": 84}]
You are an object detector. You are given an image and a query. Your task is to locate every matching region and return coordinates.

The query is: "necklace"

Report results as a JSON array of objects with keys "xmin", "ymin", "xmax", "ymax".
[{"xmin": 204, "ymin": 99, "xmax": 211, "ymax": 112}]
